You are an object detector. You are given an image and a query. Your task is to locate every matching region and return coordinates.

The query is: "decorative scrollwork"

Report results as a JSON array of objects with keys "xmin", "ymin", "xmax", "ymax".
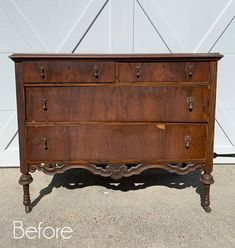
[
  {"xmin": 88, "ymin": 163, "xmax": 134, "ymax": 180},
  {"xmin": 29, "ymin": 162, "xmax": 203, "ymax": 180},
  {"xmin": 89, "ymin": 162, "xmax": 203, "ymax": 179},
  {"xmin": 29, "ymin": 162, "xmax": 66, "ymax": 174}
]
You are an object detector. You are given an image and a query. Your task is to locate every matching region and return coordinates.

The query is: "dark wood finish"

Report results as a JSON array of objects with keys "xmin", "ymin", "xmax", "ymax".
[
  {"xmin": 14, "ymin": 62, "xmax": 33, "ymax": 213},
  {"xmin": 18, "ymin": 174, "xmax": 33, "ymax": 213},
  {"xmin": 119, "ymin": 62, "xmax": 209, "ymax": 82},
  {"xmin": 10, "ymin": 53, "xmax": 222, "ymax": 60},
  {"xmin": 26, "ymin": 124, "xmax": 207, "ymax": 161},
  {"xmin": 23, "ymin": 61, "xmax": 116, "ymax": 83},
  {"xmin": 29, "ymin": 162, "xmax": 203, "ymax": 180},
  {"xmin": 10, "ymin": 53, "xmax": 223, "ymax": 213},
  {"xmin": 201, "ymin": 61, "xmax": 218, "ymax": 213},
  {"xmin": 25, "ymin": 86, "xmax": 209, "ymax": 122},
  {"xmin": 200, "ymin": 173, "xmax": 214, "ymax": 212}
]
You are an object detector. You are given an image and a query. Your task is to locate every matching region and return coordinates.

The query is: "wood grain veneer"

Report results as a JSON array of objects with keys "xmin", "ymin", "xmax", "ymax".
[{"xmin": 10, "ymin": 53, "xmax": 223, "ymax": 213}]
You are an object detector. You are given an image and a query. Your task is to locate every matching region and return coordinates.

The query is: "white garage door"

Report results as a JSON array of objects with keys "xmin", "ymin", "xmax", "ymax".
[{"xmin": 0, "ymin": 0, "xmax": 234, "ymax": 166}]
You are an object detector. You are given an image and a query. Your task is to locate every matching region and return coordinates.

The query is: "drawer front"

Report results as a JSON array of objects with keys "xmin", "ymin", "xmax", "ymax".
[
  {"xmin": 26, "ymin": 86, "xmax": 209, "ymax": 122},
  {"xmin": 23, "ymin": 62, "xmax": 116, "ymax": 83},
  {"xmin": 119, "ymin": 62, "xmax": 210, "ymax": 82},
  {"xmin": 26, "ymin": 124, "xmax": 206, "ymax": 161}
]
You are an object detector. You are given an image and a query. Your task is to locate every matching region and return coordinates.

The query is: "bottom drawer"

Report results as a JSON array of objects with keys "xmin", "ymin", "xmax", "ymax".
[{"xmin": 26, "ymin": 123, "xmax": 207, "ymax": 161}]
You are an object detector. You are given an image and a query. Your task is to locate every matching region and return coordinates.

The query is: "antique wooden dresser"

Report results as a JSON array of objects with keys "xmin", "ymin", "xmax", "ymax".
[{"xmin": 10, "ymin": 53, "xmax": 222, "ymax": 213}]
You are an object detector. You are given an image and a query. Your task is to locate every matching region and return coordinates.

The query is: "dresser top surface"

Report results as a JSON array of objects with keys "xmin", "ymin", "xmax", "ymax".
[{"xmin": 10, "ymin": 53, "xmax": 223, "ymax": 61}]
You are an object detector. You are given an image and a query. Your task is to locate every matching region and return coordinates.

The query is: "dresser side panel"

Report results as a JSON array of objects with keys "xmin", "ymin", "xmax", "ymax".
[
  {"xmin": 205, "ymin": 61, "xmax": 218, "ymax": 173},
  {"xmin": 15, "ymin": 62, "xmax": 27, "ymax": 174}
]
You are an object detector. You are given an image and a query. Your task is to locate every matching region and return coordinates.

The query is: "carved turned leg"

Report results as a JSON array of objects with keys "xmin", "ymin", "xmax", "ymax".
[
  {"xmin": 200, "ymin": 172, "xmax": 214, "ymax": 213},
  {"xmin": 19, "ymin": 174, "xmax": 33, "ymax": 213}
]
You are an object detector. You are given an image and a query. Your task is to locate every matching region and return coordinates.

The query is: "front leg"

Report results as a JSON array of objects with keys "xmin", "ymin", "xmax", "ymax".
[
  {"xmin": 200, "ymin": 172, "xmax": 214, "ymax": 212},
  {"xmin": 19, "ymin": 174, "xmax": 33, "ymax": 213}
]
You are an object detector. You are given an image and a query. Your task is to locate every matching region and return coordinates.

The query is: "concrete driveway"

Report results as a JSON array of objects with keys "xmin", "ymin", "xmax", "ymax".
[{"xmin": 0, "ymin": 166, "xmax": 234, "ymax": 248}]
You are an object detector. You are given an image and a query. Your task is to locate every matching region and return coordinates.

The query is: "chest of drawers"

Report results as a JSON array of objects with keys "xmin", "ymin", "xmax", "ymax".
[{"xmin": 10, "ymin": 53, "xmax": 222, "ymax": 213}]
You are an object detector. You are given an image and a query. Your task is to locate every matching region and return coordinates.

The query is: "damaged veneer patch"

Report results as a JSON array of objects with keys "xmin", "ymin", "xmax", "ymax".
[{"xmin": 156, "ymin": 124, "xmax": 166, "ymax": 130}]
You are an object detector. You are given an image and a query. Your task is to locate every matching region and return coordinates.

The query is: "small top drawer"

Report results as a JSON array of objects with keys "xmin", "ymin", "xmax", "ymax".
[
  {"xmin": 119, "ymin": 62, "xmax": 210, "ymax": 82},
  {"xmin": 23, "ymin": 61, "xmax": 116, "ymax": 83}
]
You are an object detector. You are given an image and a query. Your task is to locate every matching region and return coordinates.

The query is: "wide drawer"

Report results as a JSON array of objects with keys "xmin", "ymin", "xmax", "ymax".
[
  {"xmin": 26, "ymin": 86, "xmax": 209, "ymax": 122},
  {"xmin": 26, "ymin": 124, "xmax": 206, "ymax": 161},
  {"xmin": 119, "ymin": 62, "xmax": 210, "ymax": 82},
  {"xmin": 23, "ymin": 61, "xmax": 116, "ymax": 83}
]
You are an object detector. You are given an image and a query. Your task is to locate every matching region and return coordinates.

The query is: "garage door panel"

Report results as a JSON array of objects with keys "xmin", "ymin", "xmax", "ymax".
[{"xmin": 0, "ymin": 0, "xmax": 234, "ymax": 165}]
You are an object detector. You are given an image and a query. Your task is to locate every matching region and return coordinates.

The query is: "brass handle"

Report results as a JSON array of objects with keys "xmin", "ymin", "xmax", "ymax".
[
  {"xmin": 42, "ymin": 97, "xmax": 48, "ymax": 111},
  {"xmin": 43, "ymin": 138, "xmax": 48, "ymax": 150},
  {"xmin": 40, "ymin": 66, "xmax": 46, "ymax": 79},
  {"xmin": 184, "ymin": 135, "xmax": 191, "ymax": 149},
  {"xmin": 187, "ymin": 96, "xmax": 193, "ymax": 112},
  {"xmin": 94, "ymin": 66, "xmax": 99, "ymax": 78},
  {"xmin": 136, "ymin": 65, "xmax": 141, "ymax": 78}
]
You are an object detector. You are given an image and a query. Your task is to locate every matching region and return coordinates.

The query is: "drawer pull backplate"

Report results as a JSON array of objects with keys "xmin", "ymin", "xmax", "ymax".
[
  {"xmin": 187, "ymin": 96, "xmax": 193, "ymax": 112},
  {"xmin": 184, "ymin": 135, "xmax": 192, "ymax": 149}
]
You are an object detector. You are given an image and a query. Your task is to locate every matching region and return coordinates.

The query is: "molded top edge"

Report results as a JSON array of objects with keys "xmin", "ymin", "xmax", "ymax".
[{"xmin": 9, "ymin": 53, "xmax": 223, "ymax": 61}]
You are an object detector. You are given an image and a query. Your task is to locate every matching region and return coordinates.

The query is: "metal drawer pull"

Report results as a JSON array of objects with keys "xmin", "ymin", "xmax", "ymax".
[
  {"xmin": 40, "ymin": 66, "xmax": 45, "ymax": 79},
  {"xmin": 188, "ymin": 65, "xmax": 193, "ymax": 77},
  {"xmin": 184, "ymin": 135, "xmax": 192, "ymax": 149},
  {"xmin": 42, "ymin": 97, "xmax": 48, "ymax": 111},
  {"xmin": 43, "ymin": 138, "xmax": 48, "ymax": 150},
  {"xmin": 187, "ymin": 96, "xmax": 193, "ymax": 112},
  {"xmin": 94, "ymin": 66, "xmax": 100, "ymax": 78},
  {"xmin": 136, "ymin": 65, "xmax": 141, "ymax": 78}
]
